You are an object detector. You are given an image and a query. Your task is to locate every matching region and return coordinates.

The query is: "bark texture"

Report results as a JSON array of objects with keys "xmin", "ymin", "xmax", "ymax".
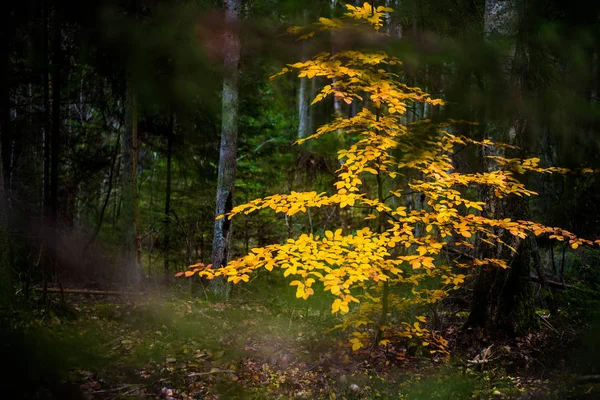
[
  {"xmin": 210, "ymin": 0, "xmax": 241, "ymax": 298},
  {"xmin": 297, "ymin": 10, "xmax": 310, "ymax": 139},
  {"xmin": 297, "ymin": 67, "xmax": 310, "ymax": 138}
]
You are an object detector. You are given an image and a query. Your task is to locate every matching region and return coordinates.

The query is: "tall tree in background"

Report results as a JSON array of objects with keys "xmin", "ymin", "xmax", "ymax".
[
  {"xmin": 330, "ymin": 0, "xmax": 343, "ymax": 119},
  {"xmin": 0, "ymin": 4, "xmax": 12, "ymax": 196},
  {"xmin": 297, "ymin": 10, "xmax": 310, "ymax": 139},
  {"xmin": 49, "ymin": 0, "xmax": 61, "ymax": 221},
  {"xmin": 133, "ymin": 104, "xmax": 142, "ymax": 276},
  {"xmin": 0, "ymin": 2, "xmax": 13, "ymax": 303},
  {"xmin": 120, "ymin": 76, "xmax": 142, "ymax": 288},
  {"xmin": 164, "ymin": 112, "xmax": 174, "ymax": 282},
  {"xmin": 210, "ymin": 0, "xmax": 241, "ymax": 297},
  {"xmin": 42, "ymin": 0, "xmax": 51, "ymax": 217},
  {"xmin": 466, "ymin": 0, "xmax": 538, "ymax": 333},
  {"xmin": 0, "ymin": 145, "xmax": 10, "ymax": 304}
]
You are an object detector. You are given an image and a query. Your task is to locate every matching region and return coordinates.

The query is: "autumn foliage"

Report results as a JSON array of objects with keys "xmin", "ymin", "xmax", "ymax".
[{"xmin": 178, "ymin": 3, "xmax": 599, "ymax": 356}]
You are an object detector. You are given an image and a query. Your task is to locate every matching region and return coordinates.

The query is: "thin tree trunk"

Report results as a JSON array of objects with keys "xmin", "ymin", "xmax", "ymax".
[
  {"xmin": 112, "ymin": 150, "xmax": 121, "ymax": 227},
  {"xmin": 50, "ymin": 1, "xmax": 61, "ymax": 221},
  {"xmin": 375, "ymin": 166, "xmax": 389, "ymax": 344},
  {"xmin": 297, "ymin": 11, "xmax": 310, "ymax": 139},
  {"xmin": 49, "ymin": 1, "xmax": 65, "ymax": 303},
  {"xmin": 120, "ymin": 76, "xmax": 141, "ymax": 289},
  {"xmin": 298, "ymin": 75, "xmax": 310, "ymax": 139},
  {"xmin": 560, "ymin": 244, "xmax": 566, "ymax": 281},
  {"xmin": 0, "ymin": 4, "xmax": 13, "ymax": 303},
  {"xmin": 330, "ymin": 0, "xmax": 343, "ymax": 120},
  {"xmin": 550, "ymin": 243, "xmax": 557, "ymax": 276},
  {"xmin": 0, "ymin": 139, "xmax": 11, "ymax": 305},
  {"xmin": 210, "ymin": 0, "xmax": 241, "ymax": 299},
  {"xmin": 42, "ymin": 0, "xmax": 50, "ymax": 215},
  {"xmin": 164, "ymin": 112, "xmax": 174, "ymax": 282},
  {"xmin": 0, "ymin": 16, "xmax": 11, "ymax": 195},
  {"xmin": 133, "ymin": 99, "xmax": 142, "ymax": 274}
]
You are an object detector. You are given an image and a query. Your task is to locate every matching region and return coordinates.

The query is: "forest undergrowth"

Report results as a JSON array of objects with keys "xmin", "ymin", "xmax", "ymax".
[{"xmin": 2, "ymin": 279, "xmax": 599, "ymax": 400}]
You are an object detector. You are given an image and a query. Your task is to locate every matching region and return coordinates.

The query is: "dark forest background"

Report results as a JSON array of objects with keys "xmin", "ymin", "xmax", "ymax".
[{"xmin": 1, "ymin": 0, "xmax": 600, "ymax": 399}]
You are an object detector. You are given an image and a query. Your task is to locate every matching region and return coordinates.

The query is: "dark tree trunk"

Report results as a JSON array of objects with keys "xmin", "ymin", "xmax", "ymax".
[
  {"xmin": 164, "ymin": 112, "xmax": 174, "ymax": 282},
  {"xmin": 0, "ymin": 6, "xmax": 11, "ymax": 195},
  {"xmin": 210, "ymin": 0, "xmax": 241, "ymax": 299},
  {"xmin": 0, "ymin": 3, "xmax": 13, "ymax": 303},
  {"xmin": 494, "ymin": 11, "xmax": 540, "ymax": 335},
  {"xmin": 0, "ymin": 130, "xmax": 10, "ymax": 305},
  {"xmin": 42, "ymin": 0, "xmax": 50, "ymax": 215},
  {"xmin": 112, "ymin": 148, "xmax": 121, "ymax": 227},
  {"xmin": 466, "ymin": 0, "xmax": 538, "ymax": 335},
  {"xmin": 494, "ymin": 176, "xmax": 538, "ymax": 334},
  {"xmin": 50, "ymin": 1, "xmax": 61, "ymax": 221},
  {"xmin": 120, "ymin": 77, "xmax": 142, "ymax": 289},
  {"xmin": 133, "ymin": 102, "xmax": 142, "ymax": 273}
]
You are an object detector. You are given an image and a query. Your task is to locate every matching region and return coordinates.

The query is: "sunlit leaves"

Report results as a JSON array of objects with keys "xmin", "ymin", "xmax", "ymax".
[
  {"xmin": 318, "ymin": 17, "xmax": 343, "ymax": 29},
  {"xmin": 345, "ymin": 3, "xmax": 393, "ymax": 31},
  {"xmin": 177, "ymin": 3, "xmax": 598, "ymax": 359}
]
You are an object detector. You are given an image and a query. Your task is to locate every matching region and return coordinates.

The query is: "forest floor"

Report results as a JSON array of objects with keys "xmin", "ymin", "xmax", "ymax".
[{"xmin": 2, "ymin": 287, "xmax": 598, "ymax": 399}]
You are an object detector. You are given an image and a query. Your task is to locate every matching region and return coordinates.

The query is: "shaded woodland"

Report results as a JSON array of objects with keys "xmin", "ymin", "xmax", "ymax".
[{"xmin": 1, "ymin": 0, "xmax": 600, "ymax": 399}]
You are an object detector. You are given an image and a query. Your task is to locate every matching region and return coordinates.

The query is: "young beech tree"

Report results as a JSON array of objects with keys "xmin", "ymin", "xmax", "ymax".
[{"xmin": 180, "ymin": 3, "xmax": 599, "ymax": 355}]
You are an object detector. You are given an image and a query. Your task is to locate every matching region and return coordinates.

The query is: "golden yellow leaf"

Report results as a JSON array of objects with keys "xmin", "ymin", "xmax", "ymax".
[{"xmin": 332, "ymin": 298, "xmax": 342, "ymax": 314}]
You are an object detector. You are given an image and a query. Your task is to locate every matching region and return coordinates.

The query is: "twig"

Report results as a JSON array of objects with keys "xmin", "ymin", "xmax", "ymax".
[
  {"xmin": 466, "ymin": 357, "xmax": 498, "ymax": 365},
  {"xmin": 92, "ymin": 384, "xmax": 143, "ymax": 394},
  {"xmin": 118, "ymin": 386, "xmax": 146, "ymax": 397},
  {"xmin": 529, "ymin": 276, "xmax": 599, "ymax": 294},
  {"xmin": 187, "ymin": 369, "xmax": 235, "ymax": 377},
  {"xmin": 33, "ymin": 287, "xmax": 143, "ymax": 295},
  {"xmin": 446, "ymin": 248, "xmax": 475, "ymax": 260},
  {"xmin": 537, "ymin": 314, "xmax": 559, "ymax": 335}
]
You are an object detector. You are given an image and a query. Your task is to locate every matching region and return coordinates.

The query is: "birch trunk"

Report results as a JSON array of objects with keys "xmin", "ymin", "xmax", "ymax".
[
  {"xmin": 297, "ymin": 9, "xmax": 310, "ymax": 139},
  {"xmin": 297, "ymin": 67, "xmax": 310, "ymax": 139}
]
